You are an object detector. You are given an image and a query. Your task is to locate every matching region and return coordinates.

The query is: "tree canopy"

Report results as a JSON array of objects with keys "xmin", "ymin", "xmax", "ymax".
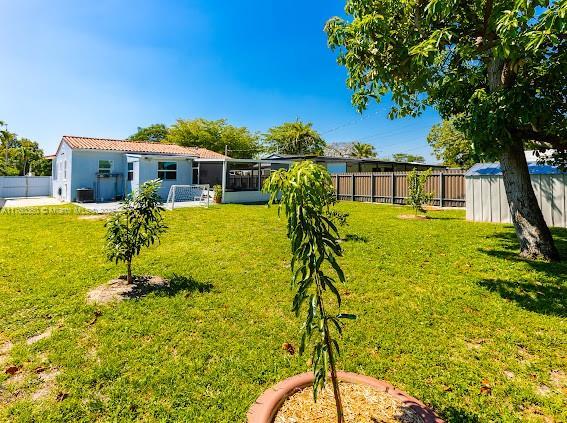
[
  {"xmin": 166, "ymin": 118, "xmax": 261, "ymax": 159},
  {"xmin": 0, "ymin": 123, "xmax": 51, "ymax": 176},
  {"xmin": 427, "ymin": 118, "xmax": 480, "ymax": 168},
  {"xmin": 128, "ymin": 124, "xmax": 168, "ymax": 143},
  {"xmin": 325, "ymin": 0, "xmax": 566, "ymax": 160},
  {"xmin": 392, "ymin": 153, "xmax": 425, "ymax": 163},
  {"xmin": 264, "ymin": 120, "xmax": 326, "ymax": 155},
  {"xmin": 351, "ymin": 142, "xmax": 377, "ymax": 158}
]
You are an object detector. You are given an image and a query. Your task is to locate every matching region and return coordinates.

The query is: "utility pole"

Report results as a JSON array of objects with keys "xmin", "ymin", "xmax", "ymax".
[
  {"xmin": 3, "ymin": 123, "xmax": 8, "ymax": 168},
  {"xmin": 224, "ymin": 145, "xmax": 228, "ymax": 157}
]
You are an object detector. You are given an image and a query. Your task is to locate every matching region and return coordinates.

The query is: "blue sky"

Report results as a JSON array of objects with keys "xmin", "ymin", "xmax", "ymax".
[{"xmin": 1, "ymin": 0, "xmax": 441, "ymax": 161}]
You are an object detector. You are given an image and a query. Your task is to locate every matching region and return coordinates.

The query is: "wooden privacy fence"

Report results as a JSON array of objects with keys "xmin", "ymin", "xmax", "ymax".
[{"xmin": 331, "ymin": 169, "xmax": 466, "ymax": 208}]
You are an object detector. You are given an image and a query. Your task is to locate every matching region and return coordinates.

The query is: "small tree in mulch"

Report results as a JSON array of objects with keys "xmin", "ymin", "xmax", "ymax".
[
  {"xmin": 105, "ymin": 179, "xmax": 167, "ymax": 284},
  {"xmin": 263, "ymin": 161, "xmax": 354, "ymax": 423},
  {"xmin": 406, "ymin": 168, "xmax": 433, "ymax": 216}
]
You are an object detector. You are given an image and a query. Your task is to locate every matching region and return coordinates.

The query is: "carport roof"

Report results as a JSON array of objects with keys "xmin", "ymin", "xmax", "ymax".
[{"xmin": 466, "ymin": 162, "xmax": 566, "ymax": 176}]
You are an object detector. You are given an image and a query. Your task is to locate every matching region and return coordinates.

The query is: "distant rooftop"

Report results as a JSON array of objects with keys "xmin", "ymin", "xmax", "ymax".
[{"xmin": 262, "ymin": 153, "xmax": 445, "ymax": 167}]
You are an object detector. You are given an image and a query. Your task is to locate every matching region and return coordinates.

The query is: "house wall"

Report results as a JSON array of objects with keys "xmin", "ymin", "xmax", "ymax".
[
  {"xmin": 52, "ymin": 141, "xmax": 73, "ymax": 202},
  {"xmin": 466, "ymin": 174, "xmax": 567, "ymax": 227},
  {"xmin": 138, "ymin": 156, "xmax": 193, "ymax": 200},
  {"xmin": 222, "ymin": 191, "xmax": 271, "ymax": 204},
  {"xmin": 71, "ymin": 150, "xmax": 127, "ymax": 202}
]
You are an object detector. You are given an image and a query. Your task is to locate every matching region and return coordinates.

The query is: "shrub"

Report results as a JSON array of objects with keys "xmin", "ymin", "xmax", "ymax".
[
  {"xmin": 263, "ymin": 161, "xmax": 354, "ymax": 423},
  {"xmin": 406, "ymin": 168, "xmax": 433, "ymax": 215},
  {"xmin": 213, "ymin": 184, "xmax": 222, "ymax": 203},
  {"xmin": 105, "ymin": 180, "xmax": 167, "ymax": 283}
]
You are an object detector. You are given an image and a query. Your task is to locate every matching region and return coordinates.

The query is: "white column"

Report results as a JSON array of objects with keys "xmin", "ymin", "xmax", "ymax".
[{"xmin": 221, "ymin": 160, "xmax": 227, "ymax": 203}]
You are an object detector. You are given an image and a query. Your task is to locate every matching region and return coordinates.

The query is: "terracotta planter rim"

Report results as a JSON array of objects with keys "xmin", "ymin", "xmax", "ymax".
[{"xmin": 247, "ymin": 371, "xmax": 443, "ymax": 423}]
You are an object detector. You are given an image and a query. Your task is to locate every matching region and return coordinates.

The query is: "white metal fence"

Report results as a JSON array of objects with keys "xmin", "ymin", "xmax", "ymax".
[
  {"xmin": 466, "ymin": 174, "xmax": 567, "ymax": 228},
  {"xmin": 0, "ymin": 176, "xmax": 52, "ymax": 198}
]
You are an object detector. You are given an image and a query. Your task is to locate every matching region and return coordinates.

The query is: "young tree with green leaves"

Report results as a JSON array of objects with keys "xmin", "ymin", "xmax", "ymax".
[
  {"xmin": 128, "ymin": 124, "xmax": 169, "ymax": 143},
  {"xmin": 166, "ymin": 118, "xmax": 261, "ymax": 158},
  {"xmin": 326, "ymin": 0, "xmax": 566, "ymax": 261},
  {"xmin": 105, "ymin": 180, "xmax": 167, "ymax": 284},
  {"xmin": 406, "ymin": 168, "xmax": 433, "ymax": 216},
  {"xmin": 263, "ymin": 161, "xmax": 354, "ymax": 423},
  {"xmin": 264, "ymin": 120, "xmax": 326, "ymax": 155},
  {"xmin": 427, "ymin": 118, "xmax": 480, "ymax": 168}
]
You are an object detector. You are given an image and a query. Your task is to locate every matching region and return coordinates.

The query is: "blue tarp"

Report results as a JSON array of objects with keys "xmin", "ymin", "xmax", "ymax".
[{"xmin": 465, "ymin": 162, "xmax": 566, "ymax": 177}]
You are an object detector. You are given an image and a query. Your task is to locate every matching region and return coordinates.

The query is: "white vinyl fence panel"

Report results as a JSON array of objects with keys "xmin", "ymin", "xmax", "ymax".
[
  {"xmin": 0, "ymin": 176, "xmax": 52, "ymax": 198},
  {"xmin": 466, "ymin": 174, "xmax": 567, "ymax": 228}
]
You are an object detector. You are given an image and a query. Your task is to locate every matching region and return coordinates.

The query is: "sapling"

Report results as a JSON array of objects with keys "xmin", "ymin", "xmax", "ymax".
[
  {"xmin": 263, "ymin": 161, "xmax": 354, "ymax": 423},
  {"xmin": 105, "ymin": 179, "xmax": 167, "ymax": 283},
  {"xmin": 406, "ymin": 168, "xmax": 433, "ymax": 216}
]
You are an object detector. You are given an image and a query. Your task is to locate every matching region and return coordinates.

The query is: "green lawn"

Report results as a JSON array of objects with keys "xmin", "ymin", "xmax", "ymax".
[{"xmin": 0, "ymin": 203, "xmax": 566, "ymax": 422}]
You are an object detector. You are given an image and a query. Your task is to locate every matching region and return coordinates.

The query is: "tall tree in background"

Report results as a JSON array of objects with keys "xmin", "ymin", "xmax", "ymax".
[
  {"xmin": 128, "ymin": 124, "xmax": 168, "ymax": 143},
  {"xmin": 0, "ymin": 122, "xmax": 50, "ymax": 176},
  {"xmin": 265, "ymin": 120, "xmax": 326, "ymax": 155},
  {"xmin": 326, "ymin": 0, "xmax": 566, "ymax": 260},
  {"xmin": 427, "ymin": 118, "xmax": 480, "ymax": 169},
  {"xmin": 166, "ymin": 118, "xmax": 261, "ymax": 159},
  {"xmin": 351, "ymin": 142, "xmax": 377, "ymax": 158},
  {"xmin": 392, "ymin": 153, "xmax": 425, "ymax": 163}
]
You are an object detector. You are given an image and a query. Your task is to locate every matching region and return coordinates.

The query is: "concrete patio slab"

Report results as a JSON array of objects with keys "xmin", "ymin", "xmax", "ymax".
[{"xmin": 0, "ymin": 197, "xmax": 63, "ymax": 208}]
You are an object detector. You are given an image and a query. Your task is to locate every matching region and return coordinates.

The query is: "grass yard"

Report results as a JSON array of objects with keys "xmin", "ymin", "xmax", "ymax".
[{"xmin": 0, "ymin": 202, "xmax": 566, "ymax": 422}]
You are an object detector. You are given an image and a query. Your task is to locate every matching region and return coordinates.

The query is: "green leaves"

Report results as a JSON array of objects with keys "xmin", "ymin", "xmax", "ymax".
[
  {"xmin": 104, "ymin": 180, "xmax": 168, "ymax": 278},
  {"xmin": 326, "ymin": 0, "xmax": 567, "ymax": 164},
  {"xmin": 406, "ymin": 168, "xmax": 433, "ymax": 215},
  {"xmin": 263, "ymin": 161, "xmax": 354, "ymax": 409}
]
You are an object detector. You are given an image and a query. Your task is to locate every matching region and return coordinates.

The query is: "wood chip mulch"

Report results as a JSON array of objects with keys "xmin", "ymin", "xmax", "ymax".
[{"xmin": 275, "ymin": 382, "xmax": 424, "ymax": 423}]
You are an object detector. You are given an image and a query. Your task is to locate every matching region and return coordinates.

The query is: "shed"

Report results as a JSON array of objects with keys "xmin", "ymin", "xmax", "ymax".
[{"xmin": 465, "ymin": 162, "xmax": 567, "ymax": 227}]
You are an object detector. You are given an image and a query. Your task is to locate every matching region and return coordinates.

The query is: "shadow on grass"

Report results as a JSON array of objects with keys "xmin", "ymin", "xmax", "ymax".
[
  {"xmin": 478, "ymin": 229, "xmax": 567, "ymax": 279},
  {"xmin": 124, "ymin": 275, "xmax": 213, "ymax": 299},
  {"xmin": 477, "ymin": 278, "xmax": 567, "ymax": 317},
  {"xmin": 476, "ymin": 228, "xmax": 567, "ymax": 317},
  {"xmin": 342, "ymin": 233, "xmax": 369, "ymax": 243},
  {"xmin": 156, "ymin": 274, "xmax": 213, "ymax": 297},
  {"xmin": 439, "ymin": 407, "xmax": 481, "ymax": 422}
]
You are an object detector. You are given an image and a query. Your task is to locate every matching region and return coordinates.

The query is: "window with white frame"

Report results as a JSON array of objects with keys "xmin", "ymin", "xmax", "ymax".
[
  {"xmin": 98, "ymin": 160, "xmax": 112, "ymax": 175},
  {"xmin": 127, "ymin": 162, "xmax": 134, "ymax": 181},
  {"xmin": 158, "ymin": 161, "xmax": 177, "ymax": 180}
]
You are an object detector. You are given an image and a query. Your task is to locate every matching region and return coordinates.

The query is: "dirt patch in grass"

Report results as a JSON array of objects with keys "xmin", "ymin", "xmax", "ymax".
[
  {"xmin": 27, "ymin": 327, "xmax": 53, "ymax": 345},
  {"xmin": 86, "ymin": 276, "xmax": 168, "ymax": 304},
  {"xmin": 397, "ymin": 214, "xmax": 429, "ymax": 220},
  {"xmin": 77, "ymin": 214, "xmax": 108, "ymax": 221},
  {"xmin": 0, "ymin": 341, "xmax": 12, "ymax": 365},
  {"xmin": 275, "ymin": 382, "xmax": 423, "ymax": 423},
  {"xmin": 31, "ymin": 368, "xmax": 60, "ymax": 401}
]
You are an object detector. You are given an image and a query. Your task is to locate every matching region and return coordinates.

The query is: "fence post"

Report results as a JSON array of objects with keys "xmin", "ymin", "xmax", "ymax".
[
  {"xmin": 439, "ymin": 172, "xmax": 444, "ymax": 208},
  {"xmin": 351, "ymin": 174, "xmax": 355, "ymax": 201},
  {"xmin": 370, "ymin": 173, "xmax": 375, "ymax": 203},
  {"xmin": 334, "ymin": 175, "xmax": 338, "ymax": 200},
  {"xmin": 391, "ymin": 173, "xmax": 395, "ymax": 204}
]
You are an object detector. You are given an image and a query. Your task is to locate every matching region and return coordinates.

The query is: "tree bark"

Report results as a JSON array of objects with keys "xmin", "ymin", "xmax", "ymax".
[
  {"xmin": 500, "ymin": 142, "xmax": 560, "ymax": 261},
  {"xmin": 127, "ymin": 261, "xmax": 133, "ymax": 284}
]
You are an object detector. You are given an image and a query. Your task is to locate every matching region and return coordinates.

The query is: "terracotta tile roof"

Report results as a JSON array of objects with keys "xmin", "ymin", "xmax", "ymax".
[{"xmin": 60, "ymin": 135, "xmax": 228, "ymax": 159}]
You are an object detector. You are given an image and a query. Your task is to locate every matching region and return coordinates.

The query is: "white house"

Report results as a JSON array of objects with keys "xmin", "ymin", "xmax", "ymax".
[{"xmin": 51, "ymin": 136, "xmax": 227, "ymax": 202}]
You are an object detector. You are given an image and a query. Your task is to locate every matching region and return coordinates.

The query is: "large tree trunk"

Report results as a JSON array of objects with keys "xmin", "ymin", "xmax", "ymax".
[{"xmin": 500, "ymin": 142, "xmax": 560, "ymax": 261}]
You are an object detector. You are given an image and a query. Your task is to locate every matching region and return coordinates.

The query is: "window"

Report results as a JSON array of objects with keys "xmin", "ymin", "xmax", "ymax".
[
  {"xmin": 127, "ymin": 162, "xmax": 134, "ymax": 181},
  {"xmin": 98, "ymin": 160, "xmax": 112, "ymax": 175},
  {"xmin": 158, "ymin": 161, "xmax": 177, "ymax": 180}
]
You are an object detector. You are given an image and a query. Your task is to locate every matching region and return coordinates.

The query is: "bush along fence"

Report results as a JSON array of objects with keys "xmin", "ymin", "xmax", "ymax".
[{"xmin": 331, "ymin": 169, "xmax": 466, "ymax": 208}]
